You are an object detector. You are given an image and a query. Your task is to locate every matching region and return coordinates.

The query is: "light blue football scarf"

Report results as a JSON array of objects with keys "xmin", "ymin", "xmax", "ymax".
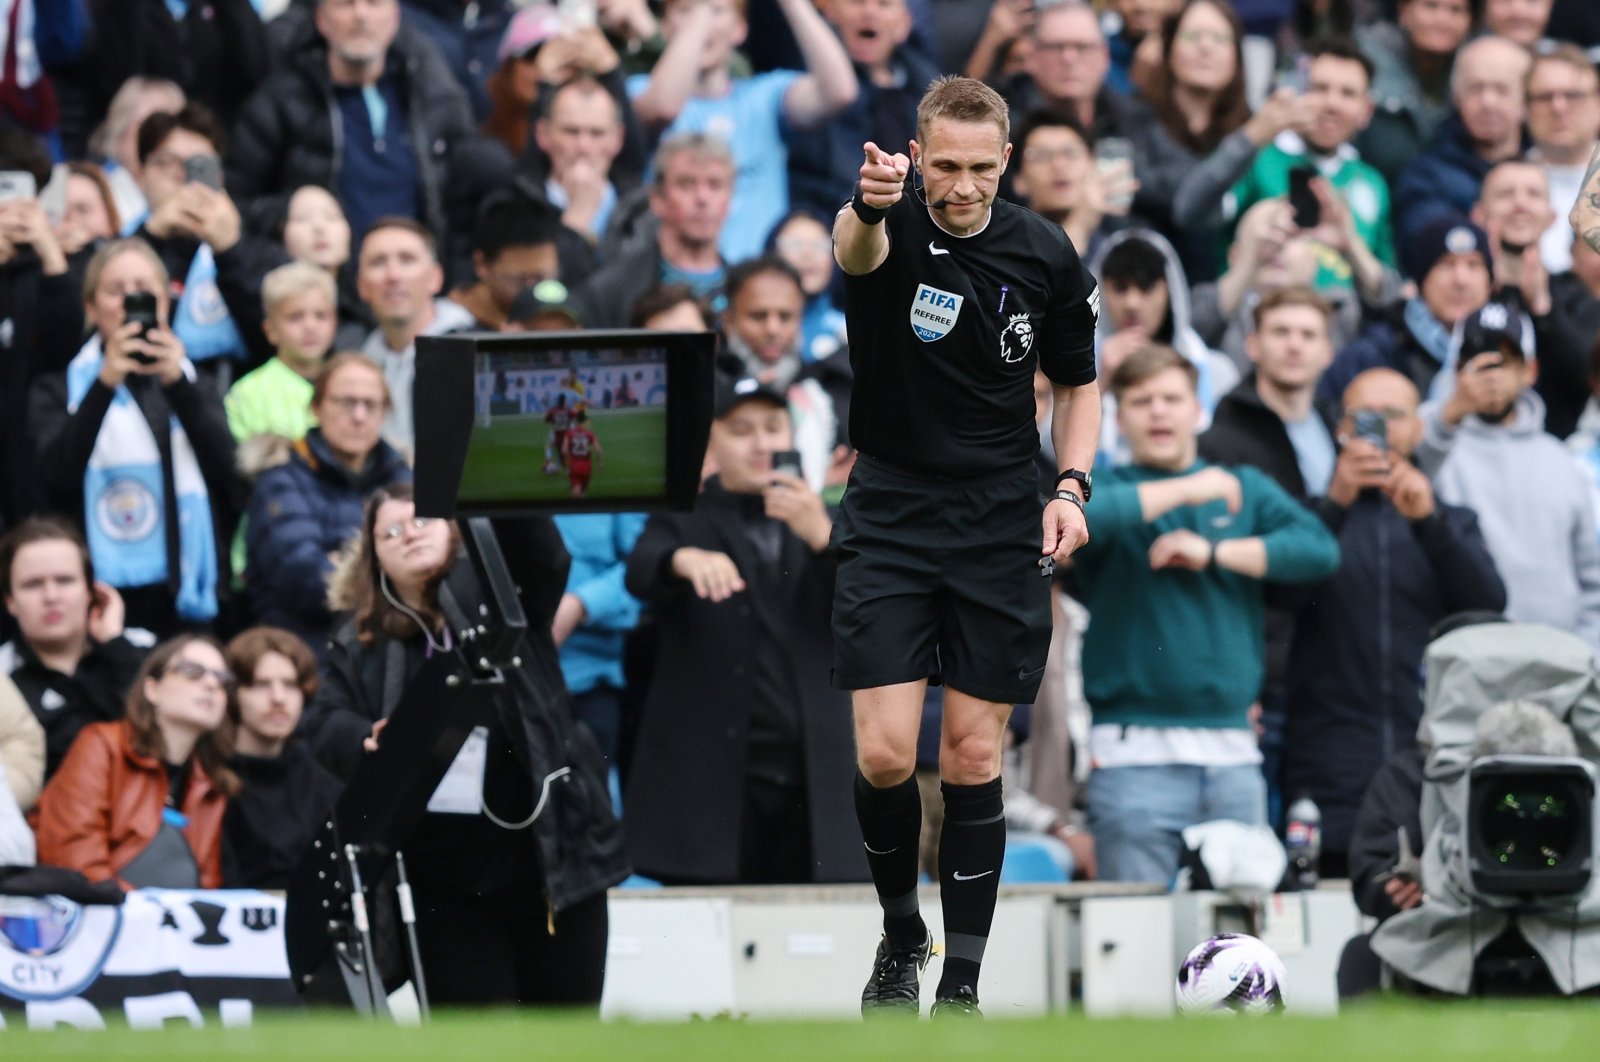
[
  {"xmin": 66, "ymin": 336, "xmax": 218, "ymax": 620},
  {"xmin": 117, "ymin": 212, "xmax": 248, "ymax": 364}
]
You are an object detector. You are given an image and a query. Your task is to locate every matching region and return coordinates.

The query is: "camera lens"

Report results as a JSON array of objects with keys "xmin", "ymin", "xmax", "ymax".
[{"xmin": 1480, "ymin": 789, "xmax": 1577, "ymax": 871}]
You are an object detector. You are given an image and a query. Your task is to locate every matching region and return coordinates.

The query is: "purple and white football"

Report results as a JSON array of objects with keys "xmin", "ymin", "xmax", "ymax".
[{"xmin": 1174, "ymin": 933, "xmax": 1288, "ymax": 1015}]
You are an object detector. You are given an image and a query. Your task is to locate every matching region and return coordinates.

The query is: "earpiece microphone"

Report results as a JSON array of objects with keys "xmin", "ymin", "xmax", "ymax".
[{"xmin": 929, "ymin": 198, "xmax": 950, "ymax": 209}]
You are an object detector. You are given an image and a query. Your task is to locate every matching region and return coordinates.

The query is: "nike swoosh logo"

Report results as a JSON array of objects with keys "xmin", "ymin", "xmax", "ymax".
[
  {"xmin": 1018, "ymin": 664, "xmax": 1046, "ymax": 679},
  {"xmin": 929, "ymin": 242, "xmax": 949, "ymax": 255},
  {"xmin": 864, "ymin": 843, "xmax": 899, "ymax": 855},
  {"xmin": 952, "ymin": 870, "xmax": 995, "ymax": 881}
]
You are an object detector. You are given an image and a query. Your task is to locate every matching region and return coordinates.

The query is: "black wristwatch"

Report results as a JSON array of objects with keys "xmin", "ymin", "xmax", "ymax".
[{"xmin": 1056, "ymin": 468, "xmax": 1092, "ymax": 502}]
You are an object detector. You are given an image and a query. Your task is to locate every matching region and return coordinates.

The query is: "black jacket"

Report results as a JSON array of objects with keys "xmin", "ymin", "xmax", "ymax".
[
  {"xmin": 1532, "ymin": 272, "xmax": 1600, "ymax": 441},
  {"xmin": 623, "ymin": 481, "xmax": 868, "ymax": 884},
  {"xmin": 0, "ymin": 255, "xmax": 83, "ymax": 527},
  {"xmin": 1348, "ymin": 746, "xmax": 1423, "ymax": 921},
  {"xmin": 226, "ymin": 24, "xmax": 511, "ymax": 279},
  {"xmin": 1284, "ymin": 494, "xmax": 1504, "ymax": 858},
  {"xmin": 571, "ymin": 237, "xmax": 666, "ymax": 330},
  {"xmin": 1199, "ymin": 376, "xmax": 1338, "ymax": 700},
  {"xmin": 28, "ymin": 368, "xmax": 244, "ymax": 631},
  {"xmin": 0, "ymin": 633, "xmax": 151, "ymax": 778},
  {"xmin": 85, "ymin": 0, "xmax": 270, "ymax": 130},
  {"xmin": 306, "ymin": 521, "xmax": 628, "ymax": 914},
  {"xmin": 223, "ymin": 742, "xmax": 342, "ymax": 889},
  {"xmin": 1199, "ymin": 376, "xmax": 1338, "ymax": 500}
]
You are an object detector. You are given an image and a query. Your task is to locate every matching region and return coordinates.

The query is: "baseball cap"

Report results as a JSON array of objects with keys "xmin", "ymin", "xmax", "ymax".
[
  {"xmin": 1406, "ymin": 215, "xmax": 1494, "ymax": 284},
  {"xmin": 509, "ymin": 279, "xmax": 581, "ymax": 329},
  {"xmin": 1457, "ymin": 300, "xmax": 1528, "ymax": 364},
  {"xmin": 714, "ymin": 373, "xmax": 788, "ymax": 419},
  {"xmin": 498, "ymin": 5, "xmax": 562, "ymax": 63}
]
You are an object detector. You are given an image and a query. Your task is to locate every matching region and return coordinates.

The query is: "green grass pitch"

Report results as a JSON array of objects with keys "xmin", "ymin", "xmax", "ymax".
[
  {"xmin": 459, "ymin": 407, "xmax": 667, "ymax": 505},
  {"xmin": 3, "ymin": 1003, "xmax": 1596, "ymax": 1059}
]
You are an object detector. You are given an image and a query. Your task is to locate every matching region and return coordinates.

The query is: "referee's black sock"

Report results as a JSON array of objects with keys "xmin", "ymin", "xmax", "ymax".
[
  {"xmin": 935, "ymin": 777, "xmax": 1005, "ymax": 999},
  {"xmin": 853, "ymin": 771, "xmax": 926, "ymax": 948}
]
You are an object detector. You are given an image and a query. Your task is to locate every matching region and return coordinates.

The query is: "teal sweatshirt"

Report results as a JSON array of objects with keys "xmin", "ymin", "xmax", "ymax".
[{"xmin": 1076, "ymin": 460, "xmax": 1340, "ymax": 730}]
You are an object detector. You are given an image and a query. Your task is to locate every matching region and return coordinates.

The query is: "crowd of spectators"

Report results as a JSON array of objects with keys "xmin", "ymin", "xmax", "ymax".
[{"xmin": 0, "ymin": 0, "xmax": 1598, "ymax": 899}]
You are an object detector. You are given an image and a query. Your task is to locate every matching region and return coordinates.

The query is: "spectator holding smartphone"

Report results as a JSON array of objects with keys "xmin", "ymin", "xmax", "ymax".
[
  {"xmin": 0, "ymin": 127, "xmax": 79, "ymax": 527},
  {"xmin": 0, "ymin": 518, "xmax": 155, "ymax": 780},
  {"xmin": 130, "ymin": 103, "xmax": 289, "ymax": 374},
  {"xmin": 29, "ymin": 238, "xmax": 241, "ymax": 637},
  {"xmin": 623, "ymin": 372, "xmax": 864, "ymax": 885},
  {"xmin": 1283, "ymin": 367, "xmax": 1504, "ymax": 878}
]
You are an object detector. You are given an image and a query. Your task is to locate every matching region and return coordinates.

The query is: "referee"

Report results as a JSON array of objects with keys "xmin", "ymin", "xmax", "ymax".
[{"xmin": 833, "ymin": 76, "xmax": 1101, "ymax": 1018}]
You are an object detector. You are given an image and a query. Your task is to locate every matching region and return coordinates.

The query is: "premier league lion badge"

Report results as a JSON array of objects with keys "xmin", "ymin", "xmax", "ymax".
[{"xmin": 1000, "ymin": 313, "xmax": 1033, "ymax": 364}]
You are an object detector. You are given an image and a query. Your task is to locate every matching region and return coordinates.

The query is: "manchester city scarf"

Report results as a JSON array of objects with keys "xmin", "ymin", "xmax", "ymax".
[{"xmin": 65, "ymin": 336, "xmax": 219, "ymax": 620}]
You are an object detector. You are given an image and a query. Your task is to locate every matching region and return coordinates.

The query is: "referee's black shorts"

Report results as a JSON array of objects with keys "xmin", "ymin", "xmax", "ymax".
[{"xmin": 831, "ymin": 454, "xmax": 1052, "ymax": 705}]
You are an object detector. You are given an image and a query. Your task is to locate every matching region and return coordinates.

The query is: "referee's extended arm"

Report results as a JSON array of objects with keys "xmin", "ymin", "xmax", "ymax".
[{"xmin": 834, "ymin": 141, "xmax": 909, "ymax": 274}]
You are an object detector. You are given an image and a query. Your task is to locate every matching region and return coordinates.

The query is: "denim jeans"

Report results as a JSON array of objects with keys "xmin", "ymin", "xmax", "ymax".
[{"xmin": 1087, "ymin": 763, "xmax": 1268, "ymax": 887}]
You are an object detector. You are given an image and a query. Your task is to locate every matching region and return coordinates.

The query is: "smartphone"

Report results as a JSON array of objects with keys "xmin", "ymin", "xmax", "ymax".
[
  {"xmin": 771, "ymin": 450, "xmax": 803, "ymax": 480},
  {"xmin": 183, "ymin": 155, "xmax": 224, "ymax": 191},
  {"xmin": 123, "ymin": 291, "xmax": 160, "ymax": 364},
  {"xmin": 1095, "ymin": 137, "xmax": 1136, "ymax": 212},
  {"xmin": 0, "ymin": 170, "xmax": 37, "ymax": 204},
  {"xmin": 1351, "ymin": 409, "xmax": 1388, "ymax": 453},
  {"xmin": 1288, "ymin": 165, "xmax": 1320, "ymax": 229}
]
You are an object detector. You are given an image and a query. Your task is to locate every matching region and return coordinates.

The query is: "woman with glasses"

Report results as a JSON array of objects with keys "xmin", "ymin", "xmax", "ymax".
[
  {"xmin": 244, "ymin": 353, "xmax": 410, "ymax": 656},
  {"xmin": 35, "ymin": 634, "xmax": 240, "ymax": 889},
  {"xmin": 306, "ymin": 484, "xmax": 628, "ymax": 1008}
]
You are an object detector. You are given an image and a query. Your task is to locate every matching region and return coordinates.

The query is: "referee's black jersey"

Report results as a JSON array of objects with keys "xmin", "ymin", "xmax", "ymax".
[{"xmin": 841, "ymin": 191, "xmax": 1099, "ymax": 478}]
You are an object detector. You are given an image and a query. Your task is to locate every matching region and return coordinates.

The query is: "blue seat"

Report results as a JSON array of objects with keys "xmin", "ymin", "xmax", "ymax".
[{"xmin": 1000, "ymin": 839, "xmax": 1070, "ymax": 883}]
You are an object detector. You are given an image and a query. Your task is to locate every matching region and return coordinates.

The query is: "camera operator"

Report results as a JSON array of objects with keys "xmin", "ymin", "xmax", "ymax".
[
  {"xmin": 1344, "ymin": 693, "xmax": 1582, "ymax": 997},
  {"xmin": 306, "ymin": 484, "xmax": 627, "ymax": 1008}
]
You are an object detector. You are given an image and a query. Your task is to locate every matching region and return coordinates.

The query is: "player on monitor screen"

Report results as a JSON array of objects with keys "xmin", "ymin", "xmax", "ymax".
[
  {"xmin": 544, "ymin": 392, "xmax": 574, "ymax": 473},
  {"xmin": 562, "ymin": 411, "xmax": 603, "ymax": 498}
]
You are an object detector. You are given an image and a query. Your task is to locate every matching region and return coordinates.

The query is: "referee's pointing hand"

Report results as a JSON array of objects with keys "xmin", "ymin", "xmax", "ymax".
[{"xmin": 859, "ymin": 141, "xmax": 909, "ymax": 209}]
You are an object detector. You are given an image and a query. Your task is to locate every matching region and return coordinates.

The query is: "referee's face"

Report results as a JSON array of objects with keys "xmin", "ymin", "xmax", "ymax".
[
  {"xmin": 912, "ymin": 118, "xmax": 1011, "ymax": 236},
  {"xmin": 1117, "ymin": 367, "xmax": 1202, "ymax": 471}
]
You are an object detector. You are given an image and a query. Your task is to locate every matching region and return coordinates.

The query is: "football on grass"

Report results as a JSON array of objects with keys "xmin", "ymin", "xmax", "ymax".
[{"xmin": 1174, "ymin": 933, "xmax": 1287, "ymax": 1015}]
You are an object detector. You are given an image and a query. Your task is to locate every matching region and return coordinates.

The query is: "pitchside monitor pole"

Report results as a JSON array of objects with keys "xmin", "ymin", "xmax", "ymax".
[{"xmin": 413, "ymin": 329, "xmax": 718, "ymax": 519}]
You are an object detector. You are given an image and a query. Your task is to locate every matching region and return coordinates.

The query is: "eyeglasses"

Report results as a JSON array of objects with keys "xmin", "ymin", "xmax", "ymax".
[
  {"xmin": 324, "ymin": 395, "xmax": 384, "ymax": 416},
  {"xmin": 1176, "ymin": 28, "xmax": 1235, "ymax": 47},
  {"xmin": 165, "ymin": 659, "xmax": 236, "ymax": 690},
  {"xmin": 378, "ymin": 516, "xmax": 437, "ymax": 541},
  {"xmin": 1528, "ymin": 89, "xmax": 1598, "ymax": 108},
  {"xmin": 145, "ymin": 152, "xmax": 218, "ymax": 176}
]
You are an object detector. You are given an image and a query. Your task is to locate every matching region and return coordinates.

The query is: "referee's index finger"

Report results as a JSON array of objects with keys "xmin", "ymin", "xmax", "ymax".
[{"xmin": 863, "ymin": 141, "xmax": 885, "ymax": 166}]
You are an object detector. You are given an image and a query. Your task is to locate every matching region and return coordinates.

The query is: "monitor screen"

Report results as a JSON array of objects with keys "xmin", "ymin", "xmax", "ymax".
[
  {"xmin": 464, "ymin": 346, "xmax": 670, "ymax": 506},
  {"xmin": 414, "ymin": 329, "xmax": 716, "ymax": 517}
]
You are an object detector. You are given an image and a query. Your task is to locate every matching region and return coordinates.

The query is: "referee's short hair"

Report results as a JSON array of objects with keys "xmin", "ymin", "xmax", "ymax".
[
  {"xmin": 917, "ymin": 75, "xmax": 1010, "ymax": 147},
  {"xmin": 1109, "ymin": 343, "xmax": 1197, "ymax": 400}
]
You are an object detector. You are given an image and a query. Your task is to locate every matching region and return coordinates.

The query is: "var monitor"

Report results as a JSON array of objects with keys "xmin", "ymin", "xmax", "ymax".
[{"xmin": 413, "ymin": 329, "xmax": 717, "ymax": 517}]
